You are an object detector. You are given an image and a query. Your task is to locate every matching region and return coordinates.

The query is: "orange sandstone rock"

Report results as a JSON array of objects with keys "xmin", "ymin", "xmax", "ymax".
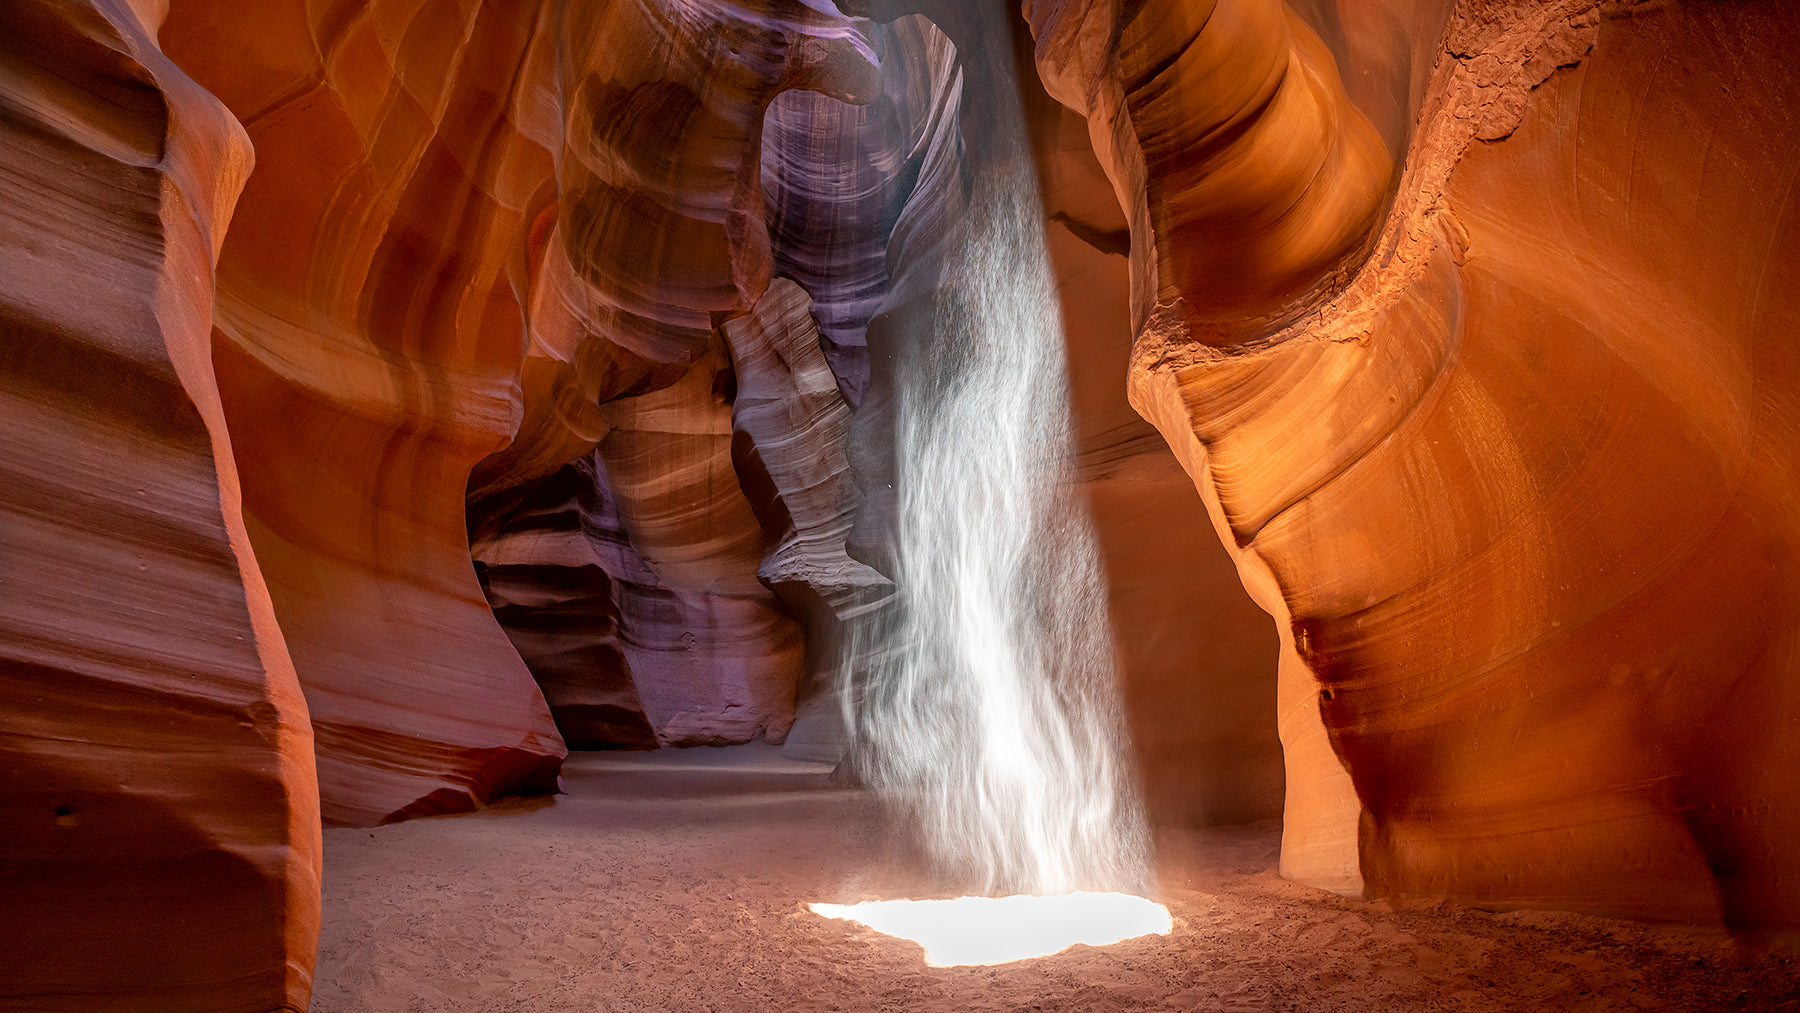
[
  {"xmin": 723, "ymin": 278, "xmax": 892, "ymax": 759},
  {"xmin": 0, "ymin": 0, "xmax": 319, "ymax": 1008},
  {"xmin": 470, "ymin": 0, "xmax": 883, "ymax": 509},
  {"xmin": 1042, "ymin": 0, "xmax": 1800, "ymax": 933},
  {"xmin": 1027, "ymin": 0, "xmax": 1397, "ymax": 347},
  {"xmin": 472, "ymin": 459, "xmax": 660, "ymax": 751},
  {"xmin": 160, "ymin": 0, "xmax": 567, "ymax": 825},
  {"xmin": 465, "ymin": 2, "xmax": 886, "ymax": 750},
  {"xmin": 1346, "ymin": 0, "xmax": 1800, "ymax": 931},
  {"xmin": 595, "ymin": 350, "xmax": 809, "ymax": 744},
  {"xmin": 12, "ymin": 7, "xmax": 1800, "ymax": 1003}
]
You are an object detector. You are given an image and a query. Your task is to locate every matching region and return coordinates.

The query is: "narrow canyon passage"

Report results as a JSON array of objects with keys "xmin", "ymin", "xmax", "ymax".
[
  {"xmin": 312, "ymin": 747, "xmax": 1799, "ymax": 1013},
  {"xmin": 9, "ymin": 3, "xmax": 1800, "ymax": 1009}
]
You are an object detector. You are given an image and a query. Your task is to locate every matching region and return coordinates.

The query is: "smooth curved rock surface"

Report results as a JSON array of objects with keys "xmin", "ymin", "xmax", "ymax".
[
  {"xmin": 596, "ymin": 352, "xmax": 809, "ymax": 744},
  {"xmin": 1342, "ymin": 0, "xmax": 1798, "ymax": 931},
  {"xmin": 161, "ymin": 0, "xmax": 567, "ymax": 825},
  {"xmin": 12, "ymin": 8, "xmax": 1800, "ymax": 1009},
  {"xmin": 1027, "ymin": 0, "xmax": 1398, "ymax": 347},
  {"xmin": 761, "ymin": 16, "xmax": 952, "ymax": 405},
  {"xmin": 465, "ymin": 2, "xmax": 888, "ymax": 753},
  {"xmin": 1047, "ymin": 0, "xmax": 1800, "ymax": 932},
  {"xmin": 478, "ymin": 438, "xmax": 805, "ymax": 749},
  {"xmin": 0, "ymin": 1, "xmax": 319, "ymax": 1008},
  {"xmin": 723, "ymin": 278, "xmax": 892, "ymax": 760}
]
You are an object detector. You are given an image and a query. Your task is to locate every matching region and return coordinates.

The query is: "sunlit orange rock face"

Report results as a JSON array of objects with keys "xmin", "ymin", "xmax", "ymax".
[
  {"xmin": 158, "ymin": 0, "xmax": 569, "ymax": 825},
  {"xmin": 0, "ymin": 2, "xmax": 318, "ymax": 1009},
  {"xmin": 159, "ymin": 0, "xmax": 880, "ymax": 816},
  {"xmin": 1030, "ymin": 0, "xmax": 1800, "ymax": 933}
]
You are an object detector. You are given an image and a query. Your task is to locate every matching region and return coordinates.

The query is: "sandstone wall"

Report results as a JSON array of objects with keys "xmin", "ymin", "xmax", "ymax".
[
  {"xmin": 162, "ymin": 0, "xmax": 567, "ymax": 825},
  {"xmin": 1030, "ymin": 0, "xmax": 1800, "ymax": 933},
  {"xmin": 0, "ymin": 1, "xmax": 319, "ymax": 1008},
  {"xmin": 1021, "ymin": 40, "xmax": 1285, "ymax": 826},
  {"xmin": 467, "ymin": 1, "xmax": 892, "ymax": 753}
]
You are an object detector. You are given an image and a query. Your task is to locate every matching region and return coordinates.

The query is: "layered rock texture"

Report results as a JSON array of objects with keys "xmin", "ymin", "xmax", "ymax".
[
  {"xmin": 158, "ymin": 0, "xmax": 568, "ymax": 827},
  {"xmin": 0, "ymin": 2, "xmax": 318, "ymax": 1010},
  {"xmin": 4, "ymin": 0, "xmax": 1799, "ymax": 1007},
  {"xmin": 1028, "ymin": 0, "xmax": 1800, "ymax": 934},
  {"xmin": 472, "ymin": 457, "xmax": 660, "ymax": 751}
]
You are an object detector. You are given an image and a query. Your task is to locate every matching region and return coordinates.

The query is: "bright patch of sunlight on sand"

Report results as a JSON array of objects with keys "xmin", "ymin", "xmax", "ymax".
[{"xmin": 809, "ymin": 892, "xmax": 1172, "ymax": 967}]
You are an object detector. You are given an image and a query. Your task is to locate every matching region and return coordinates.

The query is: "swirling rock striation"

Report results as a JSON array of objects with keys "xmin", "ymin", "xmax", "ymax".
[
  {"xmin": 480, "ymin": 440, "xmax": 806, "ymax": 747},
  {"xmin": 13, "ymin": 7, "xmax": 1800, "ymax": 1009},
  {"xmin": 161, "ymin": 0, "xmax": 567, "ymax": 826},
  {"xmin": 593, "ymin": 350, "xmax": 810, "ymax": 744},
  {"xmin": 761, "ymin": 16, "xmax": 955, "ymax": 404},
  {"xmin": 1027, "ymin": 0, "xmax": 1398, "ymax": 348},
  {"xmin": 1036, "ymin": 0, "xmax": 1800, "ymax": 933},
  {"xmin": 722, "ymin": 278, "xmax": 892, "ymax": 759},
  {"xmin": 469, "ymin": 0, "xmax": 883, "ymax": 510},
  {"xmin": 466, "ymin": 1, "xmax": 887, "ymax": 752},
  {"xmin": 1024, "ymin": 70, "xmax": 1286, "ymax": 827},
  {"xmin": 0, "ymin": 1, "xmax": 320, "ymax": 1008},
  {"xmin": 1326, "ymin": 0, "xmax": 1800, "ymax": 932}
]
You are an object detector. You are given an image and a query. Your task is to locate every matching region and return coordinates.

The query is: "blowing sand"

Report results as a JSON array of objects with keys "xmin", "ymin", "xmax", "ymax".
[{"xmin": 312, "ymin": 746, "xmax": 1798, "ymax": 1012}]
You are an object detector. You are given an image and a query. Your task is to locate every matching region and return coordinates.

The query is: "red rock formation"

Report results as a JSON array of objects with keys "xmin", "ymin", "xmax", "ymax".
[
  {"xmin": 761, "ymin": 16, "xmax": 956, "ymax": 404},
  {"xmin": 472, "ymin": 460, "xmax": 659, "ymax": 751},
  {"xmin": 466, "ymin": 1, "xmax": 889, "ymax": 752},
  {"xmin": 159, "ymin": 0, "xmax": 566, "ymax": 826},
  {"xmin": 172, "ymin": 0, "xmax": 884, "ymax": 791},
  {"xmin": 1022, "ymin": 0, "xmax": 1422, "ymax": 891},
  {"xmin": 594, "ymin": 351, "xmax": 810, "ymax": 743},
  {"xmin": 479, "ymin": 437, "xmax": 806, "ymax": 749},
  {"xmin": 1027, "ymin": 0, "xmax": 1398, "ymax": 347},
  {"xmin": 723, "ymin": 278, "xmax": 892, "ymax": 758},
  {"xmin": 1338, "ymin": 0, "xmax": 1799, "ymax": 931},
  {"xmin": 1033, "ymin": 0, "xmax": 1800, "ymax": 933},
  {"xmin": 13, "ymin": 7, "xmax": 1800, "ymax": 1007},
  {"xmin": 0, "ymin": 1, "xmax": 319, "ymax": 1008}
]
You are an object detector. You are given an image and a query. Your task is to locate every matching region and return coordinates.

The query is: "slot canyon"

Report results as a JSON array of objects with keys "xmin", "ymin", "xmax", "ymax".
[{"xmin": 3, "ymin": 0, "xmax": 1800, "ymax": 1009}]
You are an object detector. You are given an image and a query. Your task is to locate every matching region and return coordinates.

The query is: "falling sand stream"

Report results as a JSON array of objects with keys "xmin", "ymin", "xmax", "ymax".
[{"xmin": 818, "ymin": 0, "xmax": 1166, "ymax": 963}]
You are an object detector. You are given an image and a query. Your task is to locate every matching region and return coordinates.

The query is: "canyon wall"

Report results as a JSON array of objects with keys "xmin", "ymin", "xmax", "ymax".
[
  {"xmin": 0, "ymin": 1, "xmax": 318, "ymax": 1009},
  {"xmin": 1028, "ymin": 0, "xmax": 1800, "ymax": 933},
  {"xmin": 468, "ymin": 1, "xmax": 899, "ymax": 753},
  {"xmin": 161, "ymin": 0, "xmax": 568, "ymax": 825}
]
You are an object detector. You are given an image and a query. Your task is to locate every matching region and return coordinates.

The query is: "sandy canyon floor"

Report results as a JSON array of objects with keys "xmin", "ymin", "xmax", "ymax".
[{"xmin": 313, "ymin": 746, "xmax": 1800, "ymax": 1012}]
